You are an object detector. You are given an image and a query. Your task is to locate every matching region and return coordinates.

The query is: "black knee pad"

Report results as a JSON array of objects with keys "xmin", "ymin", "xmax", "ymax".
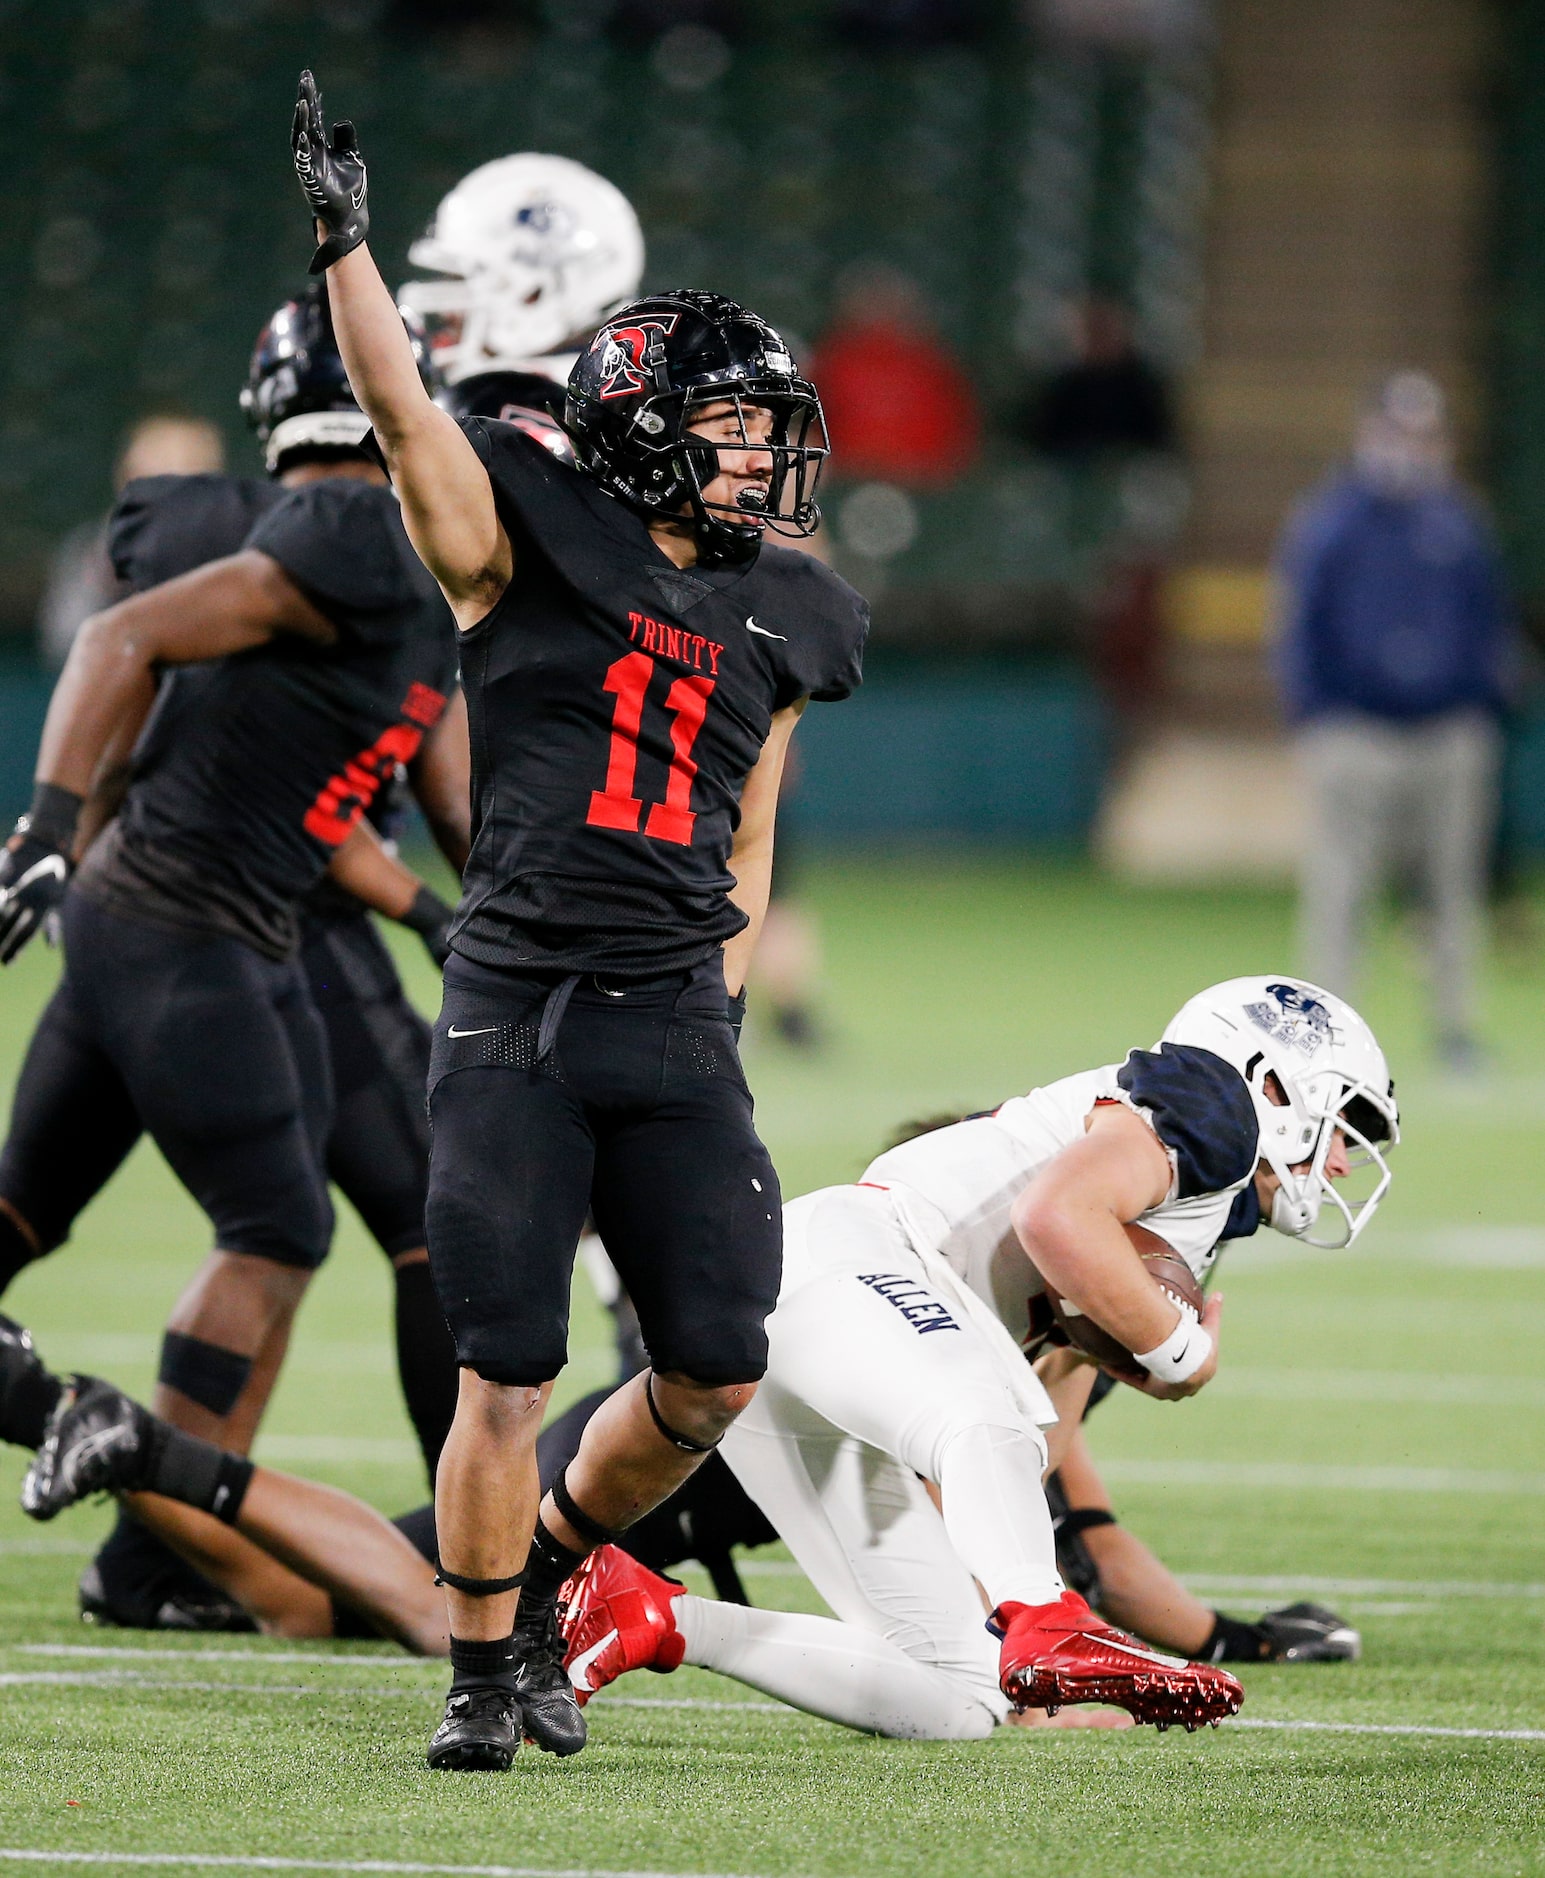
[{"xmin": 157, "ymin": 1332, "xmax": 253, "ymax": 1417}]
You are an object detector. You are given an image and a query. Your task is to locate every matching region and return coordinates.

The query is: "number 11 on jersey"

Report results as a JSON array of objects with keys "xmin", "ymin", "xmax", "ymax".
[{"xmin": 587, "ymin": 651, "xmax": 715, "ymax": 846}]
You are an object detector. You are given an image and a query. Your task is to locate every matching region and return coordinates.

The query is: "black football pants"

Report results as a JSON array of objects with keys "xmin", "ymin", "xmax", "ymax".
[
  {"xmin": 0, "ymin": 891, "xmax": 333, "ymax": 1269},
  {"xmin": 0, "ymin": 902, "xmax": 436, "ymax": 1275},
  {"xmin": 425, "ymin": 954, "xmax": 782, "ymax": 1388}
]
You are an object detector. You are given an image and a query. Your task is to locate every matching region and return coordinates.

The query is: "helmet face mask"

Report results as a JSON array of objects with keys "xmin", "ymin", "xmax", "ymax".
[
  {"xmin": 1161, "ymin": 977, "xmax": 1399, "ymax": 1250},
  {"xmin": 1261, "ymin": 1062, "xmax": 1399, "ymax": 1248},
  {"xmin": 566, "ymin": 292, "xmax": 828, "ymax": 563}
]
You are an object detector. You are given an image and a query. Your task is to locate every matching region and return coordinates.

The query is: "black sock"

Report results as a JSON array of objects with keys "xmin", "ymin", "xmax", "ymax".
[
  {"xmin": 143, "ymin": 1423, "xmax": 254, "ymax": 1525},
  {"xmin": 0, "ymin": 1357, "xmax": 62, "ymax": 1450},
  {"xmin": 449, "ymin": 1631, "xmax": 518, "ymax": 1691},
  {"xmin": 519, "ymin": 1517, "xmax": 585, "ymax": 1617},
  {"xmin": 392, "ymin": 1259, "xmax": 459, "ymax": 1483},
  {"xmin": 1203, "ymin": 1611, "xmax": 1269, "ymax": 1663},
  {"xmin": 0, "ymin": 1212, "xmax": 39, "ymax": 1297}
]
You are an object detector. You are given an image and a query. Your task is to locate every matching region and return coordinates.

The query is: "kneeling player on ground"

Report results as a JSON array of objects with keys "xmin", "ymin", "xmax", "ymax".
[
  {"xmin": 0, "ymin": 979, "xmax": 1388, "ymax": 1728},
  {"xmin": 558, "ymin": 977, "xmax": 1397, "ymax": 1736}
]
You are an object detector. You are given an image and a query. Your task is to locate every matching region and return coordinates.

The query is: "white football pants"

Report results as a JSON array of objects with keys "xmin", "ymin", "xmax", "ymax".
[{"xmin": 678, "ymin": 1184, "xmax": 1063, "ymax": 1740}]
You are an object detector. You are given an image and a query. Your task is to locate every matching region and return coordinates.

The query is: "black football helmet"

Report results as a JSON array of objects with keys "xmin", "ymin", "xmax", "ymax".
[
  {"xmin": 564, "ymin": 290, "xmax": 827, "ymax": 562},
  {"xmin": 240, "ymin": 280, "xmax": 433, "ymax": 474},
  {"xmin": 438, "ymin": 368, "xmax": 574, "ymax": 465}
]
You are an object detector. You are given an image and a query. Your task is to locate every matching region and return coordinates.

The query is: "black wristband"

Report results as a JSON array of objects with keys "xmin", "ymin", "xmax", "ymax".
[
  {"xmin": 20, "ymin": 783, "xmax": 83, "ymax": 853},
  {"xmin": 1203, "ymin": 1611, "xmax": 1270, "ymax": 1663},
  {"xmin": 401, "ymin": 884, "xmax": 454, "ymax": 937},
  {"xmin": 727, "ymin": 987, "xmax": 747, "ymax": 1041}
]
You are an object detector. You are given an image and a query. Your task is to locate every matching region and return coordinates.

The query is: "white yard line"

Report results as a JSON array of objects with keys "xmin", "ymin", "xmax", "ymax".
[
  {"xmin": 1176, "ymin": 1574, "xmax": 1545, "ymax": 1599},
  {"xmin": 1096, "ymin": 1460, "xmax": 1545, "ymax": 1494},
  {"xmin": 1, "ymin": 1670, "xmax": 1539, "ymax": 1746},
  {"xmin": 1234, "ymin": 1718, "xmax": 1545, "ymax": 1743},
  {"xmin": 0, "ymin": 1856, "xmax": 763, "ymax": 1877},
  {"xmin": 12, "ymin": 1647, "xmax": 434, "ymax": 1667},
  {"xmin": 1207, "ymin": 1370, "xmax": 1545, "ymax": 1407}
]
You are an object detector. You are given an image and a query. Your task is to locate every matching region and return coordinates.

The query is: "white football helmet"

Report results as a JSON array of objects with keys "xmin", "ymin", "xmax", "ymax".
[
  {"xmin": 398, "ymin": 154, "xmax": 645, "ymax": 385},
  {"xmin": 1161, "ymin": 977, "xmax": 1399, "ymax": 1248}
]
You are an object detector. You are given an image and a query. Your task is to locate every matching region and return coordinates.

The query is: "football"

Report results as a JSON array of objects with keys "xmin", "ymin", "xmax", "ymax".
[{"xmin": 1042, "ymin": 1221, "xmax": 1206, "ymax": 1384}]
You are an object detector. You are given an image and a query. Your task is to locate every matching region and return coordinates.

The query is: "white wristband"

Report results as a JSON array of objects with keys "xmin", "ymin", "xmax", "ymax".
[{"xmin": 1135, "ymin": 1312, "xmax": 1212, "ymax": 1385}]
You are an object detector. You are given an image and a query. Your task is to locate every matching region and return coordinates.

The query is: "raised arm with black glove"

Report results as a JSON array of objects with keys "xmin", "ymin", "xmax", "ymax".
[{"xmin": 291, "ymin": 69, "xmax": 369, "ymax": 275}]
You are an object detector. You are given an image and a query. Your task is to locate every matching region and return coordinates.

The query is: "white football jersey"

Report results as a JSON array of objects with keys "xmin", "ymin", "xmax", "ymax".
[{"xmin": 859, "ymin": 1058, "xmax": 1255, "ymax": 1348}]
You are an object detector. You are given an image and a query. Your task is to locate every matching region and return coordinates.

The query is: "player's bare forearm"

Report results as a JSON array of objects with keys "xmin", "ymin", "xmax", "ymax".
[
  {"xmin": 724, "ymin": 698, "xmax": 804, "ymax": 996},
  {"xmin": 328, "ymin": 819, "xmax": 424, "ymax": 920},
  {"xmin": 323, "ymin": 246, "xmax": 511, "ymax": 619},
  {"xmin": 1012, "ymin": 1107, "xmax": 1181, "ymax": 1360},
  {"xmin": 1054, "ymin": 1430, "xmax": 1214, "ymax": 1652},
  {"xmin": 409, "ymin": 687, "xmax": 472, "ymax": 871},
  {"xmin": 35, "ymin": 556, "xmax": 332, "ymax": 797},
  {"xmin": 1034, "ymin": 1347, "xmax": 1101, "ymax": 1473}
]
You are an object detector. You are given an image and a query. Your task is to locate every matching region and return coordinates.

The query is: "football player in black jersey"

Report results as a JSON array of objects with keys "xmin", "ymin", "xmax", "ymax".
[
  {"xmin": 0, "ymin": 279, "xmax": 462, "ymax": 1579},
  {"xmin": 293, "ymin": 71, "xmax": 867, "ymax": 1769}
]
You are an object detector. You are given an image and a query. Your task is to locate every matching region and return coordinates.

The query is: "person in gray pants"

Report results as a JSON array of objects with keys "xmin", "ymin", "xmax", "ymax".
[{"xmin": 1275, "ymin": 372, "xmax": 1516, "ymax": 1070}]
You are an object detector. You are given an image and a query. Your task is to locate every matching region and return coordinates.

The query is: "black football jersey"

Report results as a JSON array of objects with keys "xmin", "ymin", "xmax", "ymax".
[
  {"xmin": 76, "ymin": 475, "xmax": 458, "ymax": 960},
  {"xmin": 451, "ymin": 420, "xmax": 867, "ymax": 976}
]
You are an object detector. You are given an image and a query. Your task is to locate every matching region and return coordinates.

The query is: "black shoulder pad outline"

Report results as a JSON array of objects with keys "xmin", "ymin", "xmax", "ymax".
[{"xmin": 1116, "ymin": 1042, "xmax": 1259, "ymax": 1199}]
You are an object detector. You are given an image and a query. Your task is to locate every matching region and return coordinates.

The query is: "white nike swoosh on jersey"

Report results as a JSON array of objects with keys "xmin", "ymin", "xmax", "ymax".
[
  {"xmin": 446, "ymin": 1025, "xmax": 500, "ymax": 1039},
  {"xmin": 568, "ymin": 1628, "xmax": 619, "ymax": 1692},
  {"xmin": 745, "ymin": 617, "xmax": 787, "ymax": 641}
]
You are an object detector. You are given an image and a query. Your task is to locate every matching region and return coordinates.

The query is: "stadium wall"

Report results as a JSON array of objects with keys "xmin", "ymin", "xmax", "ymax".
[{"xmin": 0, "ymin": 656, "xmax": 1538, "ymax": 850}]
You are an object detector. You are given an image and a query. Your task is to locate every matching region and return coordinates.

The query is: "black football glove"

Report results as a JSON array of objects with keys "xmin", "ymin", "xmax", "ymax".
[
  {"xmin": 291, "ymin": 69, "xmax": 369, "ymax": 275},
  {"xmin": 0, "ymin": 785, "xmax": 81, "ymax": 966},
  {"xmin": 401, "ymin": 884, "xmax": 455, "ymax": 968}
]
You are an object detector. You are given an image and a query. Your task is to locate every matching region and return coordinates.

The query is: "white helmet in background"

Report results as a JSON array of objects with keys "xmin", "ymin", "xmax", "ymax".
[
  {"xmin": 1162, "ymin": 977, "xmax": 1399, "ymax": 1248},
  {"xmin": 399, "ymin": 154, "xmax": 645, "ymax": 384}
]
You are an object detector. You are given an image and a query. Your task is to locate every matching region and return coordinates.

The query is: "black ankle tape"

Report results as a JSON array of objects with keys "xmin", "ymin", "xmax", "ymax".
[
  {"xmin": 551, "ymin": 1468, "xmax": 621, "ymax": 1549},
  {"xmin": 157, "ymin": 1332, "xmax": 253, "ymax": 1418},
  {"xmin": 1057, "ymin": 1507, "xmax": 1118, "ymax": 1539},
  {"xmin": 434, "ymin": 1562, "xmax": 526, "ymax": 1596},
  {"xmin": 645, "ymin": 1373, "xmax": 719, "ymax": 1454}
]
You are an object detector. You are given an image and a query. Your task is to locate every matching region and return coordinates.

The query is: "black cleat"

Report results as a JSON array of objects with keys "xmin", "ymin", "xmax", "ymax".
[
  {"xmin": 427, "ymin": 1686, "xmax": 523, "ymax": 1771},
  {"xmin": 21, "ymin": 1377, "xmax": 153, "ymax": 1520},
  {"xmin": 512, "ymin": 1604, "xmax": 587, "ymax": 1757},
  {"xmin": 1257, "ymin": 1602, "xmax": 1361, "ymax": 1663},
  {"xmin": 78, "ymin": 1560, "xmax": 255, "ymax": 1633},
  {"xmin": 0, "ymin": 1312, "xmax": 58, "ymax": 1448}
]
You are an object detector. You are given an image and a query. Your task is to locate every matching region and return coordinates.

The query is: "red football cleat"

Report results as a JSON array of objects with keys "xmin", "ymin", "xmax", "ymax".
[
  {"xmin": 557, "ymin": 1544, "xmax": 687, "ymax": 1707},
  {"xmin": 990, "ymin": 1590, "xmax": 1244, "ymax": 1732}
]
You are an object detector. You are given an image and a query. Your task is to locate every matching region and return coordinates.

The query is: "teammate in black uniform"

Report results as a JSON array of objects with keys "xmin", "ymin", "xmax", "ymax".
[
  {"xmin": 291, "ymin": 71, "xmax": 866, "ymax": 1770},
  {"xmin": 0, "ymin": 280, "xmax": 461, "ymax": 1551}
]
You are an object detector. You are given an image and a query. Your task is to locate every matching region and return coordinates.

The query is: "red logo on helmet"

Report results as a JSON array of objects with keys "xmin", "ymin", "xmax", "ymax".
[{"xmin": 592, "ymin": 315, "xmax": 680, "ymax": 401}]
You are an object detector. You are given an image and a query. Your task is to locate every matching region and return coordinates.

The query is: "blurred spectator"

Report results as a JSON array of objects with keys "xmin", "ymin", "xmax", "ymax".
[
  {"xmin": 1275, "ymin": 372, "xmax": 1515, "ymax": 1072},
  {"xmin": 1022, "ymin": 296, "xmax": 1176, "ymax": 461},
  {"xmin": 36, "ymin": 414, "xmax": 225, "ymax": 670},
  {"xmin": 1020, "ymin": 298, "xmax": 1181, "ymax": 726},
  {"xmin": 809, "ymin": 267, "xmax": 980, "ymax": 490}
]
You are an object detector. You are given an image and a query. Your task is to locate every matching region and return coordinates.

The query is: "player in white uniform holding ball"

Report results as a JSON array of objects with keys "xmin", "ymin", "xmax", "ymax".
[{"xmin": 561, "ymin": 976, "xmax": 1398, "ymax": 1738}]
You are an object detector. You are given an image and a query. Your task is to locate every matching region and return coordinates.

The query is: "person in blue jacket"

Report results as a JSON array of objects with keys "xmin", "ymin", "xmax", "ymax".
[{"xmin": 1275, "ymin": 371, "xmax": 1516, "ymax": 1070}]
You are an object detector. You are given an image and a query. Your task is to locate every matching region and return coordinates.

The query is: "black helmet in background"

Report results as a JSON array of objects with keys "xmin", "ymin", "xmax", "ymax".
[
  {"xmin": 436, "ymin": 368, "xmax": 574, "ymax": 466},
  {"xmin": 241, "ymin": 280, "xmax": 433, "ymax": 475}
]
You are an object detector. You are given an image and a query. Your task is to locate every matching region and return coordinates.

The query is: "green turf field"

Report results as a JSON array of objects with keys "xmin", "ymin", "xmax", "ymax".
[{"xmin": 0, "ymin": 856, "xmax": 1541, "ymax": 1878}]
